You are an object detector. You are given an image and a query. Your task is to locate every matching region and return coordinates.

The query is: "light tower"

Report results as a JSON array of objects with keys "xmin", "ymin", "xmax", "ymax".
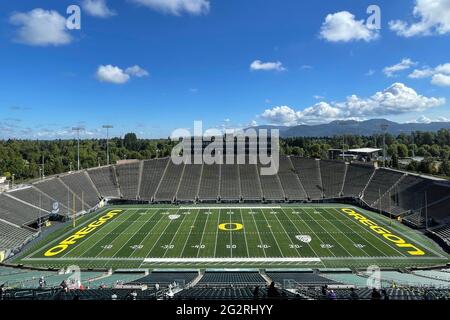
[
  {"xmin": 102, "ymin": 124, "xmax": 114, "ymax": 165},
  {"xmin": 72, "ymin": 127, "xmax": 84, "ymax": 171},
  {"xmin": 380, "ymin": 124, "xmax": 389, "ymax": 167}
]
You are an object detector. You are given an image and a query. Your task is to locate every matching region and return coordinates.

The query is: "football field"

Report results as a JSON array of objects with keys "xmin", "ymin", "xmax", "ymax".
[{"xmin": 18, "ymin": 205, "xmax": 449, "ymax": 269}]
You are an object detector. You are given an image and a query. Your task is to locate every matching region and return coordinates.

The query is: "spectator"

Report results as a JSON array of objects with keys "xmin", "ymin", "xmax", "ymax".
[
  {"xmin": 253, "ymin": 286, "xmax": 260, "ymax": 299},
  {"xmin": 60, "ymin": 280, "xmax": 68, "ymax": 292},
  {"xmin": 381, "ymin": 289, "xmax": 389, "ymax": 300},
  {"xmin": 327, "ymin": 290, "xmax": 337, "ymax": 300},
  {"xmin": 111, "ymin": 293, "xmax": 118, "ymax": 301},
  {"xmin": 321, "ymin": 285, "xmax": 328, "ymax": 296},
  {"xmin": 155, "ymin": 283, "xmax": 160, "ymax": 291},
  {"xmin": 371, "ymin": 288, "xmax": 382, "ymax": 300},
  {"xmin": 0, "ymin": 284, "xmax": 5, "ymax": 300},
  {"xmin": 267, "ymin": 282, "xmax": 280, "ymax": 298},
  {"xmin": 39, "ymin": 276, "xmax": 46, "ymax": 289},
  {"xmin": 349, "ymin": 287, "xmax": 359, "ymax": 300}
]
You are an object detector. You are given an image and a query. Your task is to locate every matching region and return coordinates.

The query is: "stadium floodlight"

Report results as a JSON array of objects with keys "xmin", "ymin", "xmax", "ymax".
[
  {"xmin": 72, "ymin": 127, "xmax": 84, "ymax": 171},
  {"xmin": 380, "ymin": 124, "xmax": 389, "ymax": 167},
  {"xmin": 102, "ymin": 125, "xmax": 114, "ymax": 165}
]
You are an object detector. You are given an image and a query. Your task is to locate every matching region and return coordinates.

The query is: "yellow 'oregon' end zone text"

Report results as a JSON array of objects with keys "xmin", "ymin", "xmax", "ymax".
[
  {"xmin": 341, "ymin": 208, "xmax": 425, "ymax": 256},
  {"xmin": 44, "ymin": 209, "xmax": 124, "ymax": 257}
]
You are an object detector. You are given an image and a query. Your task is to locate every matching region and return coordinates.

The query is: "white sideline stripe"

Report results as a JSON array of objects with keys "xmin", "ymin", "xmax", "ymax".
[
  {"xmin": 180, "ymin": 206, "xmax": 281, "ymax": 210},
  {"xmin": 143, "ymin": 257, "xmax": 321, "ymax": 263}
]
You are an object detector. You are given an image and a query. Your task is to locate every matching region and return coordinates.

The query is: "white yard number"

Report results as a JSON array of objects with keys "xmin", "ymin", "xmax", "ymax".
[
  {"xmin": 257, "ymin": 244, "xmax": 270, "ymax": 249},
  {"xmin": 192, "ymin": 244, "xmax": 206, "ymax": 249},
  {"xmin": 226, "ymin": 244, "xmax": 236, "ymax": 249},
  {"xmin": 289, "ymin": 244, "xmax": 302, "ymax": 249},
  {"xmin": 162, "ymin": 244, "xmax": 174, "ymax": 249}
]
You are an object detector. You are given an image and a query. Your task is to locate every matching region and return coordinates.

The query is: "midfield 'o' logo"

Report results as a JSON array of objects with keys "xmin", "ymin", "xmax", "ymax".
[{"xmin": 218, "ymin": 223, "xmax": 244, "ymax": 231}]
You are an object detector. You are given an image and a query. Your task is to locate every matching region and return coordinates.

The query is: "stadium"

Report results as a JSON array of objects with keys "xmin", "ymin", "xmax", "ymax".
[
  {"xmin": 1, "ymin": 148, "xmax": 450, "ymax": 301},
  {"xmin": 2, "ymin": 0, "xmax": 450, "ymax": 307}
]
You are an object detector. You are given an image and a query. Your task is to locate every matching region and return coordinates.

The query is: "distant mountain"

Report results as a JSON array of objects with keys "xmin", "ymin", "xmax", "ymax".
[{"xmin": 251, "ymin": 119, "xmax": 450, "ymax": 138}]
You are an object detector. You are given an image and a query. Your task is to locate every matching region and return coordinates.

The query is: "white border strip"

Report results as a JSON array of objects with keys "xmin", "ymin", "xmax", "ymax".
[
  {"xmin": 143, "ymin": 257, "xmax": 321, "ymax": 263},
  {"xmin": 180, "ymin": 206, "xmax": 282, "ymax": 210}
]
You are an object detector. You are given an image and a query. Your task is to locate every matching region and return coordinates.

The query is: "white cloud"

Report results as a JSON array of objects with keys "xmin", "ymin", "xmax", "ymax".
[
  {"xmin": 96, "ymin": 65, "xmax": 130, "ymax": 84},
  {"xmin": 96, "ymin": 64, "xmax": 149, "ymax": 84},
  {"xmin": 413, "ymin": 115, "xmax": 450, "ymax": 123},
  {"xmin": 431, "ymin": 73, "xmax": 450, "ymax": 86},
  {"xmin": 82, "ymin": 0, "xmax": 116, "ymax": 18},
  {"xmin": 9, "ymin": 8, "xmax": 72, "ymax": 46},
  {"xmin": 416, "ymin": 115, "xmax": 432, "ymax": 123},
  {"xmin": 125, "ymin": 65, "xmax": 149, "ymax": 77},
  {"xmin": 389, "ymin": 0, "xmax": 450, "ymax": 37},
  {"xmin": 409, "ymin": 68, "xmax": 435, "ymax": 79},
  {"xmin": 249, "ymin": 120, "xmax": 258, "ymax": 127},
  {"xmin": 319, "ymin": 11, "xmax": 379, "ymax": 42},
  {"xmin": 313, "ymin": 95, "xmax": 325, "ymax": 100},
  {"xmin": 131, "ymin": 0, "xmax": 210, "ymax": 16},
  {"xmin": 261, "ymin": 106, "xmax": 301, "ymax": 126},
  {"xmin": 437, "ymin": 116, "xmax": 450, "ymax": 122},
  {"xmin": 409, "ymin": 62, "xmax": 450, "ymax": 86},
  {"xmin": 250, "ymin": 60, "xmax": 286, "ymax": 72},
  {"xmin": 260, "ymin": 83, "xmax": 445, "ymax": 125},
  {"xmin": 366, "ymin": 69, "xmax": 376, "ymax": 76},
  {"xmin": 383, "ymin": 58, "xmax": 417, "ymax": 77}
]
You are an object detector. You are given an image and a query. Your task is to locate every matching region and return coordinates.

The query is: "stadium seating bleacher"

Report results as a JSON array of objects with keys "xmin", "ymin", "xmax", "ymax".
[
  {"xmin": 87, "ymin": 166, "xmax": 120, "ymax": 198},
  {"xmin": 115, "ymin": 162, "xmax": 141, "ymax": 200},
  {"xmin": 59, "ymin": 171, "xmax": 100, "ymax": 208}
]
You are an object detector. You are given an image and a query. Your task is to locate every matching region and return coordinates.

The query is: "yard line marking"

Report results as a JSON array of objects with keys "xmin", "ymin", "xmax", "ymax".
[
  {"xmin": 61, "ymin": 208, "xmax": 138, "ymax": 258},
  {"xmin": 248, "ymin": 209, "xmax": 267, "ymax": 258},
  {"xmin": 110, "ymin": 208, "xmax": 160, "ymax": 258},
  {"xmin": 338, "ymin": 211, "xmax": 407, "ymax": 257},
  {"xmin": 196, "ymin": 210, "xmax": 212, "ymax": 258},
  {"xmin": 129, "ymin": 208, "xmax": 172, "ymax": 257},
  {"xmin": 163, "ymin": 209, "xmax": 200, "ymax": 258},
  {"xmin": 270, "ymin": 208, "xmax": 302, "ymax": 257},
  {"xmin": 325, "ymin": 208, "xmax": 386, "ymax": 257},
  {"xmin": 347, "ymin": 206, "xmax": 445, "ymax": 258},
  {"xmin": 141, "ymin": 207, "xmax": 183, "ymax": 258},
  {"xmin": 29, "ymin": 207, "xmax": 113, "ymax": 259},
  {"xmin": 296, "ymin": 208, "xmax": 337, "ymax": 257},
  {"xmin": 311, "ymin": 208, "xmax": 370, "ymax": 258},
  {"xmin": 301, "ymin": 207, "xmax": 356, "ymax": 257},
  {"xmin": 95, "ymin": 209, "xmax": 154, "ymax": 258},
  {"xmin": 179, "ymin": 209, "xmax": 201, "ymax": 258},
  {"xmin": 239, "ymin": 209, "xmax": 250, "ymax": 258},
  {"xmin": 258, "ymin": 209, "xmax": 285, "ymax": 257},
  {"xmin": 212, "ymin": 209, "xmax": 221, "ymax": 258},
  {"xmin": 228, "ymin": 209, "xmax": 233, "ymax": 257},
  {"xmin": 279, "ymin": 207, "xmax": 322, "ymax": 260}
]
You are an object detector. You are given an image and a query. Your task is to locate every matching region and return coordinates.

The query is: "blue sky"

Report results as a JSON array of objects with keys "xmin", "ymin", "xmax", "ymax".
[{"xmin": 0, "ymin": 0, "xmax": 449, "ymax": 139}]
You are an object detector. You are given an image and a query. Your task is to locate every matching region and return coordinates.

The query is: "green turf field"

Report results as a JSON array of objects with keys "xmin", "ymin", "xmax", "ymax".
[{"xmin": 14, "ymin": 204, "xmax": 449, "ymax": 269}]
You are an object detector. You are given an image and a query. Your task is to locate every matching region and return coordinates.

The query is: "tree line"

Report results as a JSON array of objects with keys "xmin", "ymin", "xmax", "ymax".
[{"xmin": 1, "ymin": 130, "xmax": 450, "ymax": 182}]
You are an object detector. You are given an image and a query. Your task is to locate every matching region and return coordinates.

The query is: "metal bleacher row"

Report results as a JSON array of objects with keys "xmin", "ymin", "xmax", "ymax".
[
  {"xmin": 1, "ymin": 156, "xmax": 450, "ymax": 252},
  {"xmin": 1, "ymin": 267, "xmax": 449, "ymax": 300}
]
